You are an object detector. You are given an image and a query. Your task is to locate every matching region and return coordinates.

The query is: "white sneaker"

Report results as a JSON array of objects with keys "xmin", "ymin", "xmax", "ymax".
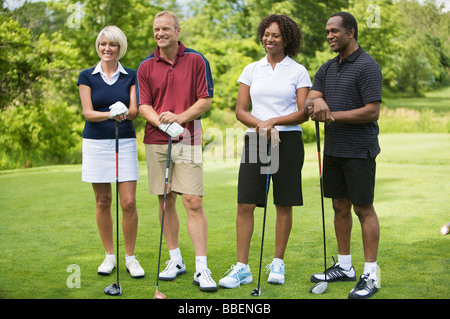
[
  {"xmin": 193, "ymin": 268, "xmax": 217, "ymax": 292},
  {"xmin": 159, "ymin": 259, "xmax": 186, "ymax": 281},
  {"xmin": 97, "ymin": 254, "xmax": 116, "ymax": 275},
  {"xmin": 267, "ymin": 259, "xmax": 285, "ymax": 284},
  {"xmin": 219, "ymin": 264, "xmax": 253, "ymax": 289},
  {"xmin": 126, "ymin": 256, "xmax": 145, "ymax": 278}
]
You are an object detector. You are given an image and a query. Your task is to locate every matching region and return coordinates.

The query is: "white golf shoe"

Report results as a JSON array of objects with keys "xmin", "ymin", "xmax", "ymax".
[
  {"xmin": 159, "ymin": 259, "xmax": 186, "ymax": 281},
  {"xmin": 218, "ymin": 264, "xmax": 253, "ymax": 289},
  {"xmin": 97, "ymin": 254, "xmax": 116, "ymax": 275},
  {"xmin": 193, "ymin": 268, "xmax": 218, "ymax": 292},
  {"xmin": 126, "ymin": 256, "xmax": 145, "ymax": 278},
  {"xmin": 267, "ymin": 259, "xmax": 285, "ymax": 284}
]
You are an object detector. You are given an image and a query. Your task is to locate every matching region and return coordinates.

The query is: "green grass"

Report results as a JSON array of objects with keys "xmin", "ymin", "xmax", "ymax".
[
  {"xmin": 378, "ymin": 85, "xmax": 450, "ymax": 134},
  {"xmin": 383, "ymin": 86, "xmax": 450, "ymax": 113},
  {"xmin": 0, "ymin": 133, "xmax": 449, "ymax": 300}
]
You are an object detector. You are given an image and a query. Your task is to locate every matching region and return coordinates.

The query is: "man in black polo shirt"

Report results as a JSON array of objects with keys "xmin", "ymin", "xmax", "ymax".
[{"xmin": 304, "ymin": 12, "xmax": 382, "ymax": 299}]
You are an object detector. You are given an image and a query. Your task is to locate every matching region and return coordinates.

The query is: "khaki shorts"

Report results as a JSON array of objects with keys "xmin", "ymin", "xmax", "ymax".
[{"xmin": 145, "ymin": 143, "xmax": 204, "ymax": 196}]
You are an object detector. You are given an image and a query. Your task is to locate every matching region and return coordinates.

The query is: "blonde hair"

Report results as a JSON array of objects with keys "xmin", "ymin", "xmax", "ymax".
[
  {"xmin": 95, "ymin": 26, "xmax": 127, "ymax": 60},
  {"xmin": 154, "ymin": 10, "xmax": 180, "ymax": 29}
]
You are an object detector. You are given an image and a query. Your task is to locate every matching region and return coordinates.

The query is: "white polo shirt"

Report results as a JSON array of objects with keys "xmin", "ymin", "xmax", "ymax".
[
  {"xmin": 238, "ymin": 55, "xmax": 312, "ymax": 132},
  {"xmin": 92, "ymin": 60, "xmax": 128, "ymax": 86}
]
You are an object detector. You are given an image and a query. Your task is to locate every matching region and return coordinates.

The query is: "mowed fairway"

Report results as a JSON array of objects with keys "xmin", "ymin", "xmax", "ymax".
[{"xmin": 0, "ymin": 133, "xmax": 448, "ymax": 300}]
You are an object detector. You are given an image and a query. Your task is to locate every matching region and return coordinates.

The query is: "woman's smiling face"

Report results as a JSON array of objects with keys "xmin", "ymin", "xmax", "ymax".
[
  {"xmin": 262, "ymin": 22, "xmax": 285, "ymax": 56},
  {"xmin": 98, "ymin": 35, "xmax": 120, "ymax": 62}
]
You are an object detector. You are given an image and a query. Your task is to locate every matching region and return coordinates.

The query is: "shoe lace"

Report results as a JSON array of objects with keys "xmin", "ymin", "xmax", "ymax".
[
  {"xmin": 355, "ymin": 273, "xmax": 371, "ymax": 290},
  {"xmin": 223, "ymin": 264, "xmax": 244, "ymax": 280},
  {"xmin": 199, "ymin": 268, "xmax": 214, "ymax": 282},
  {"xmin": 331, "ymin": 256, "xmax": 337, "ymax": 267},
  {"xmin": 223, "ymin": 264, "xmax": 237, "ymax": 275},
  {"xmin": 102, "ymin": 256, "xmax": 116, "ymax": 266},
  {"xmin": 265, "ymin": 261, "xmax": 284, "ymax": 274},
  {"xmin": 323, "ymin": 256, "xmax": 350, "ymax": 281},
  {"xmin": 265, "ymin": 264, "xmax": 271, "ymax": 274},
  {"xmin": 163, "ymin": 259, "xmax": 178, "ymax": 272},
  {"xmin": 127, "ymin": 258, "xmax": 141, "ymax": 267}
]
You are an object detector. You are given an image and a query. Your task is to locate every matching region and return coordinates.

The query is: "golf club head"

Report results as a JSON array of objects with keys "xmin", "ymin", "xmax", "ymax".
[
  {"xmin": 310, "ymin": 281, "xmax": 328, "ymax": 295},
  {"xmin": 154, "ymin": 289, "xmax": 167, "ymax": 299},
  {"xmin": 250, "ymin": 288, "xmax": 261, "ymax": 297},
  {"xmin": 104, "ymin": 283, "xmax": 122, "ymax": 296}
]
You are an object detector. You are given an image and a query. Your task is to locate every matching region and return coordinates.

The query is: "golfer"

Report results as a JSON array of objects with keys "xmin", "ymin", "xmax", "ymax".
[
  {"xmin": 219, "ymin": 14, "xmax": 311, "ymax": 289},
  {"xmin": 136, "ymin": 11, "xmax": 217, "ymax": 292},
  {"xmin": 77, "ymin": 26, "xmax": 145, "ymax": 278},
  {"xmin": 304, "ymin": 12, "xmax": 382, "ymax": 299}
]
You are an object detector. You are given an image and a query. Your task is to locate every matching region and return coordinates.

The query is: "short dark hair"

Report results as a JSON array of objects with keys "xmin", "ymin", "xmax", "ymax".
[
  {"xmin": 257, "ymin": 14, "xmax": 302, "ymax": 58},
  {"xmin": 330, "ymin": 11, "xmax": 358, "ymax": 41}
]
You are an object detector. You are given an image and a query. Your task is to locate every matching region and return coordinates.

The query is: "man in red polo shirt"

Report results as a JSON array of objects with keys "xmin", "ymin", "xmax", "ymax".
[{"xmin": 137, "ymin": 10, "xmax": 216, "ymax": 292}]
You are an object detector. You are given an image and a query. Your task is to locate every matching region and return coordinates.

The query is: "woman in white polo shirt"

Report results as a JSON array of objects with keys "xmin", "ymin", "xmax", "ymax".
[{"xmin": 219, "ymin": 14, "xmax": 311, "ymax": 289}]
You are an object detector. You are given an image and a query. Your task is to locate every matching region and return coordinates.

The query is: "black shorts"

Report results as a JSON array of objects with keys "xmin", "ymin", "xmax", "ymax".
[
  {"xmin": 237, "ymin": 131, "xmax": 304, "ymax": 207},
  {"xmin": 323, "ymin": 155, "xmax": 376, "ymax": 206}
]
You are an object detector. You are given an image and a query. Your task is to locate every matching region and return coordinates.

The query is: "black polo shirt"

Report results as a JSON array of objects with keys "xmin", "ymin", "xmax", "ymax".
[{"xmin": 311, "ymin": 47, "xmax": 382, "ymax": 159}]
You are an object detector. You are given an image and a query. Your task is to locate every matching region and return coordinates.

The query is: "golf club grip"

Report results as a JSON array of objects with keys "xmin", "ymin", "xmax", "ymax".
[
  {"xmin": 315, "ymin": 121, "xmax": 320, "ymax": 152},
  {"xmin": 115, "ymin": 122, "xmax": 119, "ymax": 152},
  {"xmin": 162, "ymin": 136, "xmax": 172, "ymax": 210},
  {"xmin": 265, "ymin": 145, "xmax": 271, "ymax": 192},
  {"xmin": 315, "ymin": 121, "xmax": 322, "ymax": 176},
  {"xmin": 166, "ymin": 136, "xmax": 172, "ymax": 175}
]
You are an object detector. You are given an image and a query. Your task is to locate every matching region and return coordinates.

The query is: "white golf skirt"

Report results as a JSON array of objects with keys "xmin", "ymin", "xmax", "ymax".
[{"xmin": 82, "ymin": 138, "xmax": 139, "ymax": 183}]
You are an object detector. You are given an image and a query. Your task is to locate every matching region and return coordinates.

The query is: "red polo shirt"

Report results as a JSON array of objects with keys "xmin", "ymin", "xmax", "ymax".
[{"xmin": 137, "ymin": 42, "xmax": 213, "ymax": 145}]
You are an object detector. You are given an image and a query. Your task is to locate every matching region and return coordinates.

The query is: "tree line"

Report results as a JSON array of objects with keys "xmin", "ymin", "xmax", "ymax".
[{"xmin": 0, "ymin": 0, "xmax": 448, "ymax": 169}]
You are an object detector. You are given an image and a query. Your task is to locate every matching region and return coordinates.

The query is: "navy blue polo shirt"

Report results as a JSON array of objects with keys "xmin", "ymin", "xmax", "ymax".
[
  {"xmin": 77, "ymin": 67, "xmax": 136, "ymax": 139},
  {"xmin": 311, "ymin": 47, "xmax": 382, "ymax": 159}
]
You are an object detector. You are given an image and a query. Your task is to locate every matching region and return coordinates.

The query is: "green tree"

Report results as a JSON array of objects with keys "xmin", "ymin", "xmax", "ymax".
[
  {"xmin": 392, "ymin": 0, "xmax": 449, "ymax": 94},
  {"xmin": 182, "ymin": 0, "xmax": 348, "ymax": 111},
  {"xmin": 50, "ymin": 0, "xmax": 165, "ymax": 69},
  {"xmin": 346, "ymin": 0, "xmax": 401, "ymax": 91},
  {"xmin": 0, "ymin": 14, "xmax": 82, "ymax": 169}
]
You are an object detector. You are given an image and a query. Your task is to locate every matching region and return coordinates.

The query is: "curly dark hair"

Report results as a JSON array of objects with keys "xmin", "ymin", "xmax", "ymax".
[{"xmin": 257, "ymin": 14, "xmax": 302, "ymax": 58}]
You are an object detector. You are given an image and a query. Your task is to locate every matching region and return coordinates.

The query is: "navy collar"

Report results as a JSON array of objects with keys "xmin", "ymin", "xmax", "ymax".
[{"xmin": 336, "ymin": 46, "xmax": 364, "ymax": 64}]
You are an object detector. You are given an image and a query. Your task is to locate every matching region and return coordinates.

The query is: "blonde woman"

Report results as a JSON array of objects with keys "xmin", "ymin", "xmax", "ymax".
[{"xmin": 77, "ymin": 26, "xmax": 144, "ymax": 278}]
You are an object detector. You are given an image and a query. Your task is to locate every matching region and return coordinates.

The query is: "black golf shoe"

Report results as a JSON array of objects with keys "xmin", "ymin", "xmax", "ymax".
[
  {"xmin": 311, "ymin": 258, "xmax": 356, "ymax": 283},
  {"xmin": 348, "ymin": 273, "xmax": 379, "ymax": 299}
]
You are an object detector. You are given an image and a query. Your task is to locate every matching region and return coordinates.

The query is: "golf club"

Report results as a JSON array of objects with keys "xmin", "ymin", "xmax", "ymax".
[
  {"xmin": 310, "ymin": 121, "xmax": 328, "ymax": 295},
  {"xmin": 251, "ymin": 144, "xmax": 271, "ymax": 297},
  {"xmin": 105, "ymin": 121, "xmax": 122, "ymax": 296},
  {"xmin": 154, "ymin": 136, "xmax": 172, "ymax": 299}
]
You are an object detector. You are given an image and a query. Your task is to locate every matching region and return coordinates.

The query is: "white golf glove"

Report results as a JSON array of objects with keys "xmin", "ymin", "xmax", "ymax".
[
  {"xmin": 109, "ymin": 102, "xmax": 129, "ymax": 118},
  {"xmin": 158, "ymin": 122, "xmax": 184, "ymax": 138}
]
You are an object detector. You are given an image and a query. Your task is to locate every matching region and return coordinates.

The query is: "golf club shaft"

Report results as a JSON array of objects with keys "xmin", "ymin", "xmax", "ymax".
[
  {"xmin": 156, "ymin": 136, "xmax": 172, "ymax": 290},
  {"xmin": 256, "ymin": 145, "xmax": 271, "ymax": 294},
  {"xmin": 315, "ymin": 121, "xmax": 327, "ymax": 280},
  {"xmin": 115, "ymin": 121, "xmax": 120, "ymax": 285}
]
